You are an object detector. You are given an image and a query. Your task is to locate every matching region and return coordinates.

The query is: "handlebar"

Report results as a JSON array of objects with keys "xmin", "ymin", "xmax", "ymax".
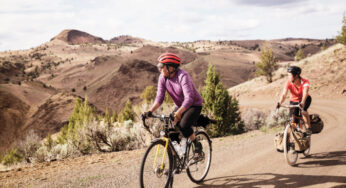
[
  {"xmin": 140, "ymin": 113, "xmax": 173, "ymax": 134},
  {"xmin": 279, "ymin": 104, "xmax": 302, "ymax": 109}
]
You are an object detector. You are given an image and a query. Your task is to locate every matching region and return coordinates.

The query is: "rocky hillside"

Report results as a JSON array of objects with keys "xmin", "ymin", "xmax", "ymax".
[
  {"xmin": 0, "ymin": 29, "xmax": 336, "ymax": 153},
  {"xmin": 228, "ymin": 43, "xmax": 346, "ymax": 102}
]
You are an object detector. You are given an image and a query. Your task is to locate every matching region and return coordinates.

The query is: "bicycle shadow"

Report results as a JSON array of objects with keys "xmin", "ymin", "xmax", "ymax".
[
  {"xmin": 193, "ymin": 173, "xmax": 346, "ymax": 188},
  {"xmin": 297, "ymin": 150, "xmax": 346, "ymax": 168}
]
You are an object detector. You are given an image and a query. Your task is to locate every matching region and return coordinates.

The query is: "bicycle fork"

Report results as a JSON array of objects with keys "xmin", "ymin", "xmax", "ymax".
[{"xmin": 153, "ymin": 137, "xmax": 169, "ymax": 171}]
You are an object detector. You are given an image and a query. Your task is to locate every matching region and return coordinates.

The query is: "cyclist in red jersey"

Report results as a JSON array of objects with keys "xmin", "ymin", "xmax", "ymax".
[{"xmin": 277, "ymin": 66, "xmax": 312, "ymax": 134}]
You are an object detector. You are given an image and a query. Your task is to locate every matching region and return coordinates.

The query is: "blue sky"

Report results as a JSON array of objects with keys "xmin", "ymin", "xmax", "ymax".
[{"xmin": 0, "ymin": 0, "xmax": 345, "ymax": 51}]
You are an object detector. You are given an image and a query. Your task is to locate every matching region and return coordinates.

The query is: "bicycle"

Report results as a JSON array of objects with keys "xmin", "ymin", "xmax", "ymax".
[
  {"xmin": 278, "ymin": 104, "xmax": 311, "ymax": 166},
  {"xmin": 139, "ymin": 113, "xmax": 215, "ymax": 188}
]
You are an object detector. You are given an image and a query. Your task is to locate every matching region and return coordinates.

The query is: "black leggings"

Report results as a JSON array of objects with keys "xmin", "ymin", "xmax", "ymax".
[{"xmin": 174, "ymin": 106, "xmax": 202, "ymax": 138}]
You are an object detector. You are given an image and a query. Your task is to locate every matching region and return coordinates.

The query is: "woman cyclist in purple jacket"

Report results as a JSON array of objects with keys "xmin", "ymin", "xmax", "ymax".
[{"xmin": 144, "ymin": 52, "xmax": 203, "ymax": 155}]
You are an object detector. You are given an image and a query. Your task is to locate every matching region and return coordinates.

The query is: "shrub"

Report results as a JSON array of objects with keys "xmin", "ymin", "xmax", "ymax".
[
  {"xmin": 72, "ymin": 88, "xmax": 76, "ymax": 92},
  {"xmin": 45, "ymin": 133, "xmax": 54, "ymax": 150},
  {"xmin": 83, "ymin": 86, "xmax": 87, "ymax": 91},
  {"xmin": 16, "ymin": 130, "xmax": 41, "ymax": 163},
  {"xmin": 111, "ymin": 111, "xmax": 118, "ymax": 123},
  {"xmin": 118, "ymin": 100, "xmax": 136, "ymax": 122},
  {"xmin": 336, "ymin": 15, "xmax": 346, "ymax": 45},
  {"xmin": 1, "ymin": 148, "xmax": 23, "ymax": 165},
  {"xmin": 141, "ymin": 85, "xmax": 157, "ymax": 103},
  {"xmin": 34, "ymin": 146, "xmax": 49, "ymax": 163},
  {"xmin": 295, "ymin": 48, "xmax": 305, "ymax": 61},
  {"xmin": 266, "ymin": 108, "xmax": 290, "ymax": 128},
  {"xmin": 243, "ymin": 109, "xmax": 267, "ymax": 131},
  {"xmin": 88, "ymin": 120, "xmax": 145, "ymax": 152}
]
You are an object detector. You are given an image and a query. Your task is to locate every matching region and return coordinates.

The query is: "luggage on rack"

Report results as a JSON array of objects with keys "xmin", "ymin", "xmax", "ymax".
[{"xmin": 310, "ymin": 114, "xmax": 324, "ymax": 134}]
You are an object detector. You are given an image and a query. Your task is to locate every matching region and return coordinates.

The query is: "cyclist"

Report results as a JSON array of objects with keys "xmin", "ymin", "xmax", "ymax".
[
  {"xmin": 144, "ymin": 52, "xmax": 203, "ymax": 156},
  {"xmin": 277, "ymin": 66, "xmax": 312, "ymax": 134}
]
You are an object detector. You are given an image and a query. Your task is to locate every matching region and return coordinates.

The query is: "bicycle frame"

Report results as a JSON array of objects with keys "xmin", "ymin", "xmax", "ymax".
[
  {"xmin": 141, "ymin": 114, "xmax": 192, "ymax": 173},
  {"xmin": 280, "ymin": 104, "xmax": 306, "ymax": 131}
]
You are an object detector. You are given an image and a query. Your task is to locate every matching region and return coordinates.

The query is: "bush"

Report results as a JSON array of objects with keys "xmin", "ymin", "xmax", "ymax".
[
  {"xmin": 34, "ymin": 146, "xmax": 49, "ymax": 163},
  {"xmin": 336, "ymin": 15, "xmax": 346, "ymax": 45},
  {"xmin": 16, "ymin": 130, "xmax": 41, "ymax": 163},
  {"xmin": 255, "ymin": 45, "xmax": 278, "ymax": 83},
  {"xmin": 118, "ymin": 100, "xmax": 136, "ymax": 122},
  {"xmin": 1, "ymin": 148, "xmax": 23, "ymax": 165},
  {"xmin": 266, "ymin": 108, "xmax": 290, "ymax": 128},
  {"xmin": 295, "ymin": 48, "xmax": 305, "ymax": 61},
  {"xmin": 141, "ymin": 85, "xmax": 157, "ymax": 103},
  {"xmin": 243, "ymin": 109, "xmax": 267, "ymax": 131},
  {"xmin": 88, "ymin": 120, "xmax": 146, "ymax": 152}
]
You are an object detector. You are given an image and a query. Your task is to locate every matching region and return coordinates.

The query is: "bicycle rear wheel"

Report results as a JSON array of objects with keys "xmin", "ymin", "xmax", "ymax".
[
  {"xmin": 186, "ymin": 131, "xmax": 212, "ymax": 183},
  {"xmin": 283, "ymin": 124, "xmax": 298, "ymax": 166},
  {"xmin": 139, "ymin": 139, "xmax": 173, "ymax": 188}
]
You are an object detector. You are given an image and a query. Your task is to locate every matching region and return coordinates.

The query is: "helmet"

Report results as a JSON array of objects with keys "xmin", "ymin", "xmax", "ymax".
[
  {"xmin": 157, "ymin": 52, "xmax": 181, "ymax": 68},
  {"xmin": 287, "ymin": 66, "xmax": 301, "ymax": 76}
]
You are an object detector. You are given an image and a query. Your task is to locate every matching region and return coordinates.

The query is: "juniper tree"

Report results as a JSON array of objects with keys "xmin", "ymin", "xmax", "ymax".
[
  {"xmin": 336, "ymin": 15, "xmax": 346, "ymax": 45},
  {"xmin": 295, "ymin": 47, "xmax": 305, "ymax": 61},
  {"xmin": 118, "ymin": 100, "xmax": 136, "ymax": 122},
  {"xmin": 202, "ymin": 64, "xmax": 244, "ymax": 137},
  {"xmin": 141, "ymin": 85, "xmax": 156, "ymax": 103},
  {"xmin": 255, "ymin": 46, "xmax": 278, "ymax": 83}
]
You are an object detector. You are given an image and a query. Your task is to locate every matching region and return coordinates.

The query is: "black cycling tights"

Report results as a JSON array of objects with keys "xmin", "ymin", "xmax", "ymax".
[{"xmin": 174, "ymin": 106, "xmax": 202, "ymax": 138}]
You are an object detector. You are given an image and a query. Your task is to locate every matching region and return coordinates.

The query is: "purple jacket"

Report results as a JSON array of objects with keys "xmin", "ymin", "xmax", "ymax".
[{"xmin": 155, "ymin": 69, "xmax": 203, "ymax": 109}]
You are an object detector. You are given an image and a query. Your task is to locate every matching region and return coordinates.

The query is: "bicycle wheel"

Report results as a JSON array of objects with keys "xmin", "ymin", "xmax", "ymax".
[
  {"xmin": 140, "ymin": 139, "xmax": 173, "ymax": 188},
  {"xmin": 283, "ymin": 124, "xmax": 298, "ymax": 166},
  {"xmin": 303, "ymin": 136, "xmax": 311, "ymax": 157},
  {"xmin": 186, "ymin": 131, "xmax": 212, "ymax": 183}
]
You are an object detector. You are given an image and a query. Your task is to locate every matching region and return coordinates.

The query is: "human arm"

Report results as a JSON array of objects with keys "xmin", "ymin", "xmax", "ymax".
[
  {"xmin": 279, "ymin": 87, "xmax": 289, "ymax": 106},
  {"xmin": 301, "ymin": 85, "xmax": 309, "ymax": 108}
]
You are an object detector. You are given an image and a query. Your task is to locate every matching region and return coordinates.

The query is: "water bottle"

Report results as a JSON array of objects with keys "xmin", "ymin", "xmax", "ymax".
[
  {"xmin": 172, "ymin": 141, "xmax": 181, "ymax": 154},
  {"xmin": 179, "ymin": 137, "xmax": 187, "ymax": 156}
]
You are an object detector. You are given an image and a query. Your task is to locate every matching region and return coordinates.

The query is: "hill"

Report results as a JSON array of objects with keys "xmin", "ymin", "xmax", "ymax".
[
  {"xmin": 228, "ymin": 43, "xmax": 346, "ymax": 103},
  {"xmin": 0, "ymin": 29, "xmax": 337, "ymax": 153}
]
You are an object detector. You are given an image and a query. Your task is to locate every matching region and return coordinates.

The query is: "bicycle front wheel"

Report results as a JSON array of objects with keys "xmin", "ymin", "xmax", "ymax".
[
  {"xmin": 139, "ymin": 139, "xmax": 173, "ymax": 188},
  {"xmin": 303, "ymin": 136, "xmax": 311, "ymax": 157},
  {"xmin": 186, "ymin": 131, "xmax": 212, "ymax": 183},
  {"xmin": 283, "ymin": 124, "xmax": 298, "ymax": 166}
]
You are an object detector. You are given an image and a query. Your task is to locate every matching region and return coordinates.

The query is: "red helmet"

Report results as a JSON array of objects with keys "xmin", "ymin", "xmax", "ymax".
[{"xmin": 157, "ymin": 53, "xmax": 181, "ymax": 68}]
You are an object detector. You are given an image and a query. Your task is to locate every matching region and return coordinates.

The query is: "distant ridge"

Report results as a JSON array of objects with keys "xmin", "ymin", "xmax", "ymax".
[{"xmin": 51, "ymin": 29, "xmax": 105, "ymax": 45}]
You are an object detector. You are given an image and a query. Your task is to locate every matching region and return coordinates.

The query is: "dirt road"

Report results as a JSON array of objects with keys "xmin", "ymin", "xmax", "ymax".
[{"xmin": 1, "ymin": 98, "xmax": 346, "ymax": 187}]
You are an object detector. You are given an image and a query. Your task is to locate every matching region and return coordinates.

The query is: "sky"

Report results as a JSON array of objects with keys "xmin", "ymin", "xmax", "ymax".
[{"xmin": 0, "ymin": 0, "xmax": 345, "ymax": 51}]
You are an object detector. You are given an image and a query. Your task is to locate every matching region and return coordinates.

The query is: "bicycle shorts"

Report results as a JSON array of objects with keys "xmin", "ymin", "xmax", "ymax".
[
  {"xmin": 174, "ymin": 106, "xmax": 202, "ymax": 138},
  {"xmin": 290, "ymin": 95, "xmax": 312, "ymax": 122}
]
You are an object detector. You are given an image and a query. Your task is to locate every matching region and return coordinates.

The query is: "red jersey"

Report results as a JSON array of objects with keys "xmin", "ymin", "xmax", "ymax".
[{"xmin": 285, "ymin": 77, "xmax": 310, "ymax": 102}]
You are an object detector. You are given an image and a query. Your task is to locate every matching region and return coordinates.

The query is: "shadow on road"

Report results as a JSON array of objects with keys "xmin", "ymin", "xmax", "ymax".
[
  {"xmin": 298, "ymin": 150, "xmax": 346, "ymax": 168},
  {"xmin": 194, "ymin": 150, "xmax": 346, "ymax": 188},
  {"xmin": 194, "ymin": 173, "xmax": 346, "ymax": 188}
]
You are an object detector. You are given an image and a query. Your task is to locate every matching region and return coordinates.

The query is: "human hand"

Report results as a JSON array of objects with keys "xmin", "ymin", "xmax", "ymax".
[
  {"xmin": 173, "ymin": 112, "xmax": 181, "ymax": 126},
  {"xmin": 143, "ymin": 111, "xmax": 152, "ymax": 118}
]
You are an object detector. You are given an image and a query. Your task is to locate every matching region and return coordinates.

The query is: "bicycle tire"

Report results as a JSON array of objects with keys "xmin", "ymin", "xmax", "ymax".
[
  {"xmin": 303, "ymin": 136, "xmax": 311, "ymax": 157},
  {"xmin": 186, "ymin": 131, "xmax": 212, "ymax": 183},
  {"xmin": 283, "ymin": 124, "xmax": 298, "ymax": 166},
  {"xmin": 139, "ymin": 139, "xmax": 173, "ymax": 188}
]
